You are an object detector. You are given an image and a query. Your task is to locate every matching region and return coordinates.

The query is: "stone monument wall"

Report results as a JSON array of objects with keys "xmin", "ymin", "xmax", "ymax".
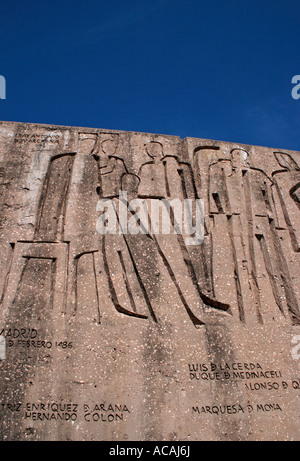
[{"xmin": 0, "ymin": 121, "xmax": 299, "ymax": 441}]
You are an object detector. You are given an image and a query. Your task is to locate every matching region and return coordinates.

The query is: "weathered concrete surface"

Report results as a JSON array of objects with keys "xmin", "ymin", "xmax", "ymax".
[{"xmin": 0, "ymin": 121, "xmax": 299, "ymax": 441}]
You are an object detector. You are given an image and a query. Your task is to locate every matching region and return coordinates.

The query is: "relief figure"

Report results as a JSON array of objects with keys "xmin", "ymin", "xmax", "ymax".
[{"xmin": 208, "ymin": 148, "xmax": 300, "ymax": 325}]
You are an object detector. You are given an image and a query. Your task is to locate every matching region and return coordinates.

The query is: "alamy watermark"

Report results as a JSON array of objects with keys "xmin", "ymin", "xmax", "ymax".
[
  {"xmin": 0, "ymin": 75, "xmax": 6, "ymax": 99},
  {"xmin": 96, "ymin": 191, "xmax": 204, "ymax": 245},
  {"xmin": 0, "ymin": 335, "xmax": 6, "ymax": 360},
  {"xmin": 291, "ymin": 75, "xmax": 300, "ymax": 100},
  {"xmin": 291, "ymin": 335, "xmax": 300, "ymax": 360}
]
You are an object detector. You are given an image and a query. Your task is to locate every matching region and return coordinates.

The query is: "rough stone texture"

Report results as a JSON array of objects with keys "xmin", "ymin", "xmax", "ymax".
[{"xmin": 0, "ymin": 120, "xmax": 299, "ymax": 441}]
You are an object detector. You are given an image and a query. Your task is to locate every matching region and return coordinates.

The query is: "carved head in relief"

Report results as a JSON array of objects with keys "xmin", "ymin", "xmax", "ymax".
[
  {"xmin": 101, "ymin": 138, "xmax": 118, "ymax": 157},
  {"xmin": 230, "ymin": 148, "xmax": 250, "ymax": 170},
  {"xmin": 145, "ymin": 141, "xmax": 163, "ymax": 160}
]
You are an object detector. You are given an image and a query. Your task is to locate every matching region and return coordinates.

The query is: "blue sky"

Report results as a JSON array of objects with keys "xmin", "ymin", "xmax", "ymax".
[{"xmin": 0, "ymin": 0, "xmax": 299, "ymax": 150}]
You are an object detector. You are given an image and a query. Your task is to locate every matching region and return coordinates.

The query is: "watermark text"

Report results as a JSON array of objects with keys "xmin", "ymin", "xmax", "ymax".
[
  {"xmin": 0, "ymin": 75, "xmax": 6, "ymax": 99},
  {"xmin": 291, "ymin": 75, "xmax": 300, "ymax": 100},
  {"xmin": 96, "ymin": 192, "xmax": 204, "ymax": 246}
]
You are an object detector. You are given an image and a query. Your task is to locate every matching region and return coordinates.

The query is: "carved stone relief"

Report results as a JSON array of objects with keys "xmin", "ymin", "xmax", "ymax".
[{"xmin": 0, "ymin": 122, "xmax": 299, "ymax": 441}]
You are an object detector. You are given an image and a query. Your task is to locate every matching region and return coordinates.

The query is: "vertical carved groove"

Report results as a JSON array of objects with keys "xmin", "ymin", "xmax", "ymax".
[
  {"xmin": 227, "ymin": 215, "xmax": 245, "ymax": 323},
  {"xmin": 117, "ymin": 250, "xmax": 138, "ymax": 314},
  {"xmin": 92, "ymin": 252, "xmax": 101, "ymax": 324},
  {"xmin": 243, "ymin": 172, "xmax": 264, "ymax": 324},
  {"xmin": 256, "ymin": 233, "xmax": 286, "ymax": 316},
  {"xmin": 0, "ymin": 243, "xmax": 15, "ymax": 305},
  {"xmin": 74, "ymin": 251, "xmax": 101, "ymax": 323},
  {"xmin": 269, "ymin": 220, "xmax": 300, "ymax": 325},
  {"xmin": 212, "ymin": 192, "xmax": 224, "ymax": 213},
  {"xmin": 163, "ymin": 161, "xmax": 171, "ymax": 197},
  {"xmin": 34, "ymin": 153, "xmax": 76, "ymax": 242}
]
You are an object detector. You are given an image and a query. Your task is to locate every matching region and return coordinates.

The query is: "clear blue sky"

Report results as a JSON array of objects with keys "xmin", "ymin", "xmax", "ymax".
[{"xmin": 0, "ymin": 0, "xmax": 299, "ymax": 150}]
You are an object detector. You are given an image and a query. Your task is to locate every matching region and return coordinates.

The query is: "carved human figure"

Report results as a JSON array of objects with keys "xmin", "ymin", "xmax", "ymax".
[
  {"xmin": 94, "ymin": 140, "xmax": 205, "ymax": 327},
  {"xmin": 137, "ymin": 141, "xmax": 230, "ymax": 327},
  {"xmin": 95, "ymin": 138, "xmax": 157, "ymax": 321},
  {"xmin": 93, "ymin": 138, "xmax": 127, "ymax": 199},
  {"xmin": 272, "ymin": 152, "xmax": 300, "ymax": 252},
  {"xmin": 208, "ymin": 148, "xmax": 300, "ymax": 325}
]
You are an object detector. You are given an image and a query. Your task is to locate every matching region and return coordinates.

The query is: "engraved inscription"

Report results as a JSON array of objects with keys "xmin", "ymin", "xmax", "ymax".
[{"xmin": 14, "ymin": 133, "xmax": 60, "ymax": 144}]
